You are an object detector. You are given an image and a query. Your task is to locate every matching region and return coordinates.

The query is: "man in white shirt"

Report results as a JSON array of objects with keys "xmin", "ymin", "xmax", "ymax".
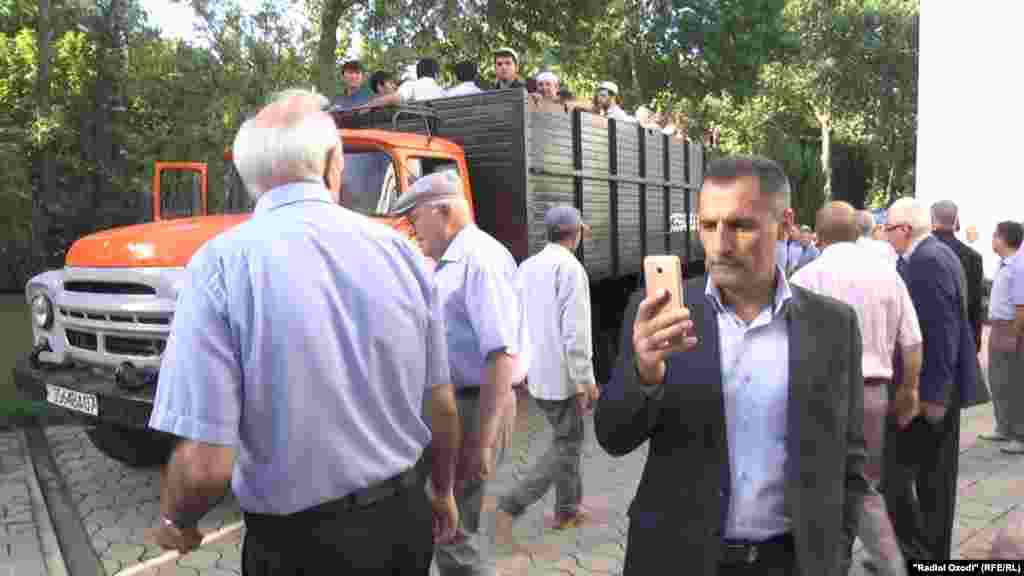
[
  {"xmin": 856, "ymin": 210, "xmax": 898, "ymax": 266},
  {"xmin": 445, "ymin": 61, "xmax": 483, "ymax": 97},
  {"xmin": 495, "ymin": 205, "xmax": 600, "ymax": 534},
  {"xmin": 368, "ymin": 58, "xmax": 445, "ymax": 107},
  {"xmin": 792, "ymin": 201, "xmax": 923, "ymax": 576}
]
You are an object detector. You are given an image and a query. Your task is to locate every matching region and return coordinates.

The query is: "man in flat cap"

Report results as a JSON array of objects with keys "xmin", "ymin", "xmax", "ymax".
[
  {"xmin": 392, "ymin": 171, "xmax": 529, "ymax": 576},
  {"xmin": 495, "ymin": 205, "xmax": 600, "ymax": 537},
  {"xmin": 594, "ymin": 81, "xmax": 633, "ymax": 123}
]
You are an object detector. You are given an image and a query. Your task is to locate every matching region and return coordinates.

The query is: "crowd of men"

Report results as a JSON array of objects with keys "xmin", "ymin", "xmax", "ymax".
[
  {"xmin": 139, "ymin": 84, "xmax": 1023, "ymax": 576},
  {"xmin": 329, "ymin": 49, "xmax": 652, "ymax": 127}
]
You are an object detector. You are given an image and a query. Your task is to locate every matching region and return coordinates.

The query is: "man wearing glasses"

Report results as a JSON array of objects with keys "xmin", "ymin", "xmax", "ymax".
[{"xmin": 881, "ymin": 198, "xmax": 987, "ymax": 565}]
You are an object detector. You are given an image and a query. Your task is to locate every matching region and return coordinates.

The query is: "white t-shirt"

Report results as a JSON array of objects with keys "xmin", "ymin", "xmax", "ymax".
[
  {"xmin": 397, "ymin": 77, "xmax": 445, "ymax": 103},
  {"xmin": 445, "ymin": 82, "xmax": 483, "ymax": 97}
]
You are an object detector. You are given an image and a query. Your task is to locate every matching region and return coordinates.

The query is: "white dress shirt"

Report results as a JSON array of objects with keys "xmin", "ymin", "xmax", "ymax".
[
  {"xmin": 517, "ymin": 243, "xmax": 595, "ymax": 400},
  {"xmin": 856, "ymin": 236, "xmax": 898, "ymax": 268},
  {"xmin": 791, "ymin": 242, "xmax": 922, "ymax": 379}
]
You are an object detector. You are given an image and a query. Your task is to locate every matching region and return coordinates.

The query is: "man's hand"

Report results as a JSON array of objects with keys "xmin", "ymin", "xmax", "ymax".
[
  {"xmin": 576, "ymin": 382, "xmax": 601, "ymax": 414},
  {"xmin": 893, "ymin": 387, "xmax": 920, "ymax": 429},
  {"xmin": 456, "ymin": 439, "xmax": 494, "ymax": 493},
  {"xmin": 431, "ymin": 490, "xmax": 459, "ymax": 545},
  {"xmin": 633, "ymin": 289, "xmax": 697, "ymax": 387},
  {"xmin": 150, "ymin": 522, "xmax": 203, "ymax": 555}
]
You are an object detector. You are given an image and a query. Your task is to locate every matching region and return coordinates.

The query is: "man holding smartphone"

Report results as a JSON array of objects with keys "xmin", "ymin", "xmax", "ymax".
[
  {"xmin": 495, "ymin": 205, "xmax": 601, "ymax": 534},
  {"xmin": 595, "ymin": 155, "xmax": 869, "ymax": 576}
]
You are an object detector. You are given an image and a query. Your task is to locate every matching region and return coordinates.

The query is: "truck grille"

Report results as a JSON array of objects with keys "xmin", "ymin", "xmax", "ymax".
[
  {"xmin": 64, "ymin": 281, "xmax": 156, "ymax": 295},
  {"xmin": 65, "ymin": 329, "xmax": 166, "ymax": 358},
  {"xmin": 66, "ymin": 330, "xmax": 98, "ymax": 351},
  {"xmin": 59, "ymin": 308, "xmax": 171, "ymax": 326},
  {"xmin": 105, "ymin": 336, "xmax": 166, "ymax": 357}
]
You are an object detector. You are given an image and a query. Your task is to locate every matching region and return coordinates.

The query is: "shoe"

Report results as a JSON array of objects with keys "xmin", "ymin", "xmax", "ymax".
[
  {"xmin": 493, "ymin": 508, "xmax": 525, "ymax": 553},
  {"xmin": 862, "ymin": 558, "xmax": 879, "ymax": 574},
  {"xmin": 1000, "ymin": 441, "xmax": 1024, "ymax": 455},
  {"xmin": 980, "ymin": 433, "xmax": 1012, "ymax": 442},
  {"xmin": 551, "ymin": 510, "xmax": 588, "ymax": 530}
]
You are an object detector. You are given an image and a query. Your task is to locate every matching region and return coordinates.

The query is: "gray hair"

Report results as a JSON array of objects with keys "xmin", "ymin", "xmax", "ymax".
[
  {"xmin": 702, "ymin": 155, "xmax": 791, "ymax": 219},
  {"xmin": 855, "ymin": 210, "xmax": 875, "ymax": 237},
  {"xmin": 930, "ymin": 200, "xmax": 958, "ymax": 230},
  {"xmin": 232, "ymin": 88, "xmax": 338, "ymax": 201},
  {"xmin": 888, "ymin": 197, "xmax": 932, "ymax": 239}
]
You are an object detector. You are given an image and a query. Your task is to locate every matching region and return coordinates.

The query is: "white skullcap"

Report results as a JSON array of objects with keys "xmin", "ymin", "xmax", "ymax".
[
  {"xmin": 536, "ymin": 71, "xmax": 558, "ymax": 83},
  {"xmin": 597, "ymin": 81, "xmax": 619, "ymax": 95}
]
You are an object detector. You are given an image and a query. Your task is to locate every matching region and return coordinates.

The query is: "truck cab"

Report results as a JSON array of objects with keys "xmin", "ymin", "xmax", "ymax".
[{"xmin": 17, "ymin": 116, "xmax": 472, "ymax": 465}]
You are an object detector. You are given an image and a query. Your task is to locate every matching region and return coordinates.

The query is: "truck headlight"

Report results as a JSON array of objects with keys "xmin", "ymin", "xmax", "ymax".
[{"xmin": 31, "ymin": 293, "xmax": 54, "ymax": 330}]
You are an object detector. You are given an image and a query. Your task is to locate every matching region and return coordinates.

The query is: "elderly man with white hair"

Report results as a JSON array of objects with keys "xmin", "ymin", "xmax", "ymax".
[
  {"xmin": 881, "ymin": 197, "xmax": 987, "ymax": 564},
  {"xmin": 391, "ymin": 171, "xmax": 528, "ymax": 576},
  {"xmin": 147, "ymin": 88, "xmax": 461, "ymax": 574}
]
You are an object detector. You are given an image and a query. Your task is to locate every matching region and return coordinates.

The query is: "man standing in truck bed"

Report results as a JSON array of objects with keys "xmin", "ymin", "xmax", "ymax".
[
  {"xmin": 391, "ymin": 170, "xmax": 528, "ymax": 576},
  {"xmin": 147, "ymin": 89, "xmax": 461, "ymax": 574}
]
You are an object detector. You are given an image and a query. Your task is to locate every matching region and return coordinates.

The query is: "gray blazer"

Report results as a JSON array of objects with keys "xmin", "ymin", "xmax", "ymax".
[{"xmin": 595, "ymin": 277, "xmax": 869, "ymax": 576}]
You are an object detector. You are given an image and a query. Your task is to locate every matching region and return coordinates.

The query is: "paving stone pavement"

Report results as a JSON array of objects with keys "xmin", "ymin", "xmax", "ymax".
[{"xmin": 0, "ymin": 428, "xmax": 58, "ymax": 576}]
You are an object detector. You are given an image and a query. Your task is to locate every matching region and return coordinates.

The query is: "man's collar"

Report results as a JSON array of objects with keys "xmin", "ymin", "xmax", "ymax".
[
  {"xmin": 547, "ymin": 242, "xmax": 575, "ymax": 256},
  {"xmin": 904, "ymin": 233, "xmax": 930, "ymax": 260},
  {"xmin": 254, "ymin": 181, "xmax": 334, "ymax": 215},
  {"xmin": 439, "ymin": 224, "xmax": 475, "ymax": 264},
  {"xmin": 704, "ymin": 265, "xmax": 793, "ymax": 318}
]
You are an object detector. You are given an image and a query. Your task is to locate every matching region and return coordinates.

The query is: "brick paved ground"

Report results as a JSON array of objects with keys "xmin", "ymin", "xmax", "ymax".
[{"xmin": 6, "ymin": 327, "xmax": 1024, "ymax": 576}]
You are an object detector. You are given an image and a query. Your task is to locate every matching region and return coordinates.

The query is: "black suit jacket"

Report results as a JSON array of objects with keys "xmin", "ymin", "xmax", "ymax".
[
  {"xmin": 934, "ymin": 231, "xmax": 984, "ymax": 353},
  {"xmin": 904, "ymin": 236, "xmax": 988, "ymax": 408},
  {"xmin": 594, "ymin": 277, "xmax": 868, "ymax": 576}
]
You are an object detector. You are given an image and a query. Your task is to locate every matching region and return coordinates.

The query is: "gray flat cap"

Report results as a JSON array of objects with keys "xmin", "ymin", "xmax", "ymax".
[
  {"xmin": 545, "ymin": 205, "xmax": 590, "ymax": 233},
  {"xmin": 389, "ymin": 171, "xmax": 462, "ymax": 216}
]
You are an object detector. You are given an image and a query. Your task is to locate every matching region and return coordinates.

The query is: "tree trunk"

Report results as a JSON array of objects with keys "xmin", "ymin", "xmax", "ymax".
[
  {"xmin": 34, "ymin": 0, "xmax": 55, "ymax": 270},
  {"xmin": 316, "ymin": 0, "xmax": 347, "ymax": 97},
  {"xmin": 816, "ymin": 107, "xmax": 832, "ymax": 202}
]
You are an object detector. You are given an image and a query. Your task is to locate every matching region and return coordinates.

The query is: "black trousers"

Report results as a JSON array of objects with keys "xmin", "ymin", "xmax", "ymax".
[
  {"xmin": 241, "ymin": 481, "xmax": 433, "ymax": 575},
  {"xmin": 881, "ymin": 409, "xmax": 961, "ymax": 561}
]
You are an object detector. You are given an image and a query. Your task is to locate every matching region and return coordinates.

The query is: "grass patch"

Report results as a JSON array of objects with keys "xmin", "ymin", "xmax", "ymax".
[{"xmin": 0, "ymin": 293, "xmax": 32, "ymax": 410}]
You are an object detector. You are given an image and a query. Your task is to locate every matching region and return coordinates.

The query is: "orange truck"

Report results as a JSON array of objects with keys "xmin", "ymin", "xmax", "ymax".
[{"xmin": 16, "ymin": 92, "xmax": 705, "ymax": 465}]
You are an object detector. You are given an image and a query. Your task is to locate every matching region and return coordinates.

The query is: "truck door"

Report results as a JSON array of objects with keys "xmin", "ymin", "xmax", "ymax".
[{"xmin": 151, "ymin": 162, "xmax": 208, "ymax": 221}]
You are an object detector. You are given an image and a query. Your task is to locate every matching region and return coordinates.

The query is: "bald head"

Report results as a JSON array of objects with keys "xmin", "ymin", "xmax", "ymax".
[
  {"xmin": 815, "ymin": 201, "xmax": 859, "ymax": 246},
  {"xmin": 931, "ymin": 200, "xmax": 958, "ymax": 231},
  {"xmin": 232, "ymin": 88, "xmax": 341, "ymax": 202}
]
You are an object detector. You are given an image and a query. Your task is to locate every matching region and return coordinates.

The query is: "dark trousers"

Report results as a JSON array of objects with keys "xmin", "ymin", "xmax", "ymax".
[
  {"xmin": 881, "ymin": 409, "xmax": 961, "ymax": 561},
  {"xmin": 241, "ymin": 480, "xmax": 434, "ymax": 575}
]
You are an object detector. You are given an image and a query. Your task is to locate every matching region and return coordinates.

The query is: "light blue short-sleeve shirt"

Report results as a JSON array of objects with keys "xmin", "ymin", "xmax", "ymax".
[
  {"xmin": 434, "ymin": 224, "xmax": 527, "ymax": 389},
  {"xmin": 150, "ymin": 182, "xmax": 449, "ymax": 515}
]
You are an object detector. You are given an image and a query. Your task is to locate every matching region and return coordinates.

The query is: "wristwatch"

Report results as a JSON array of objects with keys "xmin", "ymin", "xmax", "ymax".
[{"xmin": 161, "ymin": 514, "xmax": 193, "ymax": 533}]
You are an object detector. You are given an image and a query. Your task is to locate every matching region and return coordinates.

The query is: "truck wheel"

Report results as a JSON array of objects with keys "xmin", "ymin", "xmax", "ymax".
[{"xmin": 86, "ymin": 424, "xmax": 177, "ymax": 468}]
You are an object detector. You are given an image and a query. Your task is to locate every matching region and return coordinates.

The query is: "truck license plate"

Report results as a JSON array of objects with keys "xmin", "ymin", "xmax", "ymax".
[{"xmin": 45, "ymin": 385, "xmax": 99, "ymax": 417}]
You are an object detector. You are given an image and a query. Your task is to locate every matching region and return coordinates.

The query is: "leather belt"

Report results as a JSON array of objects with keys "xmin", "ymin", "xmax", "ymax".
[
  {"xmin": 456, "ymin": 386, "xmax": 481, "ymax": 398},
  {"xmin": 720, "ymin": 532, "xmax": 794, "ymax": 566},
  {"xmin": 244, "ymin": 467, "xmax": 420, "ymax": 527},
  {"xmin": 864, "ymin": 377, "xmax": 891, "ymax": 387}
]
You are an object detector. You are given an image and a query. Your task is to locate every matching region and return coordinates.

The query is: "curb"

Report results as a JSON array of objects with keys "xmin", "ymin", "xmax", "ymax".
[
  {"xmin": 18, "ymin": 427, "xmax": 69, "ymax": 576},
  {"xmin": 23, "ymin": 422, "xmax": 105, "ymax": 576}
]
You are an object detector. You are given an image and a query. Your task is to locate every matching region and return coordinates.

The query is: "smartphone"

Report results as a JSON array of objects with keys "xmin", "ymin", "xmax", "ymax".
[{"xmin": 643, "ymin": 255, "xmax": 684, "ymax": 345}]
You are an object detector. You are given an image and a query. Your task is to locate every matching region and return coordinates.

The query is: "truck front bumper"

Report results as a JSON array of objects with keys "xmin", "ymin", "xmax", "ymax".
[{"xmin": 14, "ymin": 355, "xmax": 156, "ymax": 430}]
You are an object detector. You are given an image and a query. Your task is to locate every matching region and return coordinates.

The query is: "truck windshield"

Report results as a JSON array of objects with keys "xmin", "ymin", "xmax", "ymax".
[{"xmin": 343, "ymin": 150, "xmax": 397, "ymax": 215}]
